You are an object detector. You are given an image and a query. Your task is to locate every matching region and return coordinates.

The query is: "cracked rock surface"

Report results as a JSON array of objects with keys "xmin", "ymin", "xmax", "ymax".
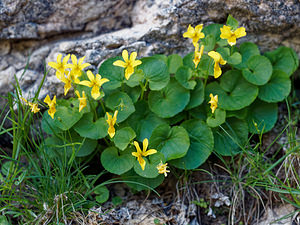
[{"xmin": 0, "ymin": 0, "xmax": 299, "ymax": 108}]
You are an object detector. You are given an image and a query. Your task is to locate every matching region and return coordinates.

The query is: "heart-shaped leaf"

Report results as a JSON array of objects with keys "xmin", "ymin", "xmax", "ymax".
[
  {"xmin": 148, "ymin": 78, "xmax": 190, "ymax": 118},
  {"xmin": 170, "ymin": 119, "xmax": 214, "ymax": 169},
  {"xmin": 264, "ymin": 46, "xmax": 299, "ymax": 76},
  {"xmin": 150, "ymin": 124, "xmax": 190, "ymax": 161},
  {"xmin": 114, "ymin": 127, "xmax": 136, "ymax": 151},
  {"xmin": 242, "ymin": 55, "xmax": 273, "ymax": 85},
  {"xmin": 213, "ymin": 118, "xmax": 248, "ymax": 156},
  {"xmin": 235, "ymin": 42, "xmax": 260, "ymax": 69},
  {"xmin": 101, "ymin": 147, "xmax": 134, "ymax": 175},
  {"xmin": 73, "ymin": 112, "xmax": 108, "ymax": 139},
  {"xmin": 185, "ymin": 80, "xmax": 204, "ymax": 110},
  {"xmin": 258, "ymin": 70, "xmax": 291, "ymax": 103},
  {"xmin": 94, "ymin": 186, "xmax": 109, "ymax": 204},
  {"xmin": 205, "ymin": 70, "xmax": 258, "ymax": 110},
  {"xmin": 167, "ymin": 54, "xmax": 183, "ymax": 74},
  {"xmin": 105, "ymin": 91, "xmax": 135, "ymax": 122},
  {"xmin": 127, "ymin": 101, "xmax": 166, "ymax": 141},
  {"xmin": 206, "ymin": 108, "xmax": 226, "ymax": 128},
  {"xmin": 139, "ymin": 57, "xmax": 170, "ymax": 90},
  {"xmin": 175, "ymin": 66, "xmax": 197, "ymax": 90},
  {"xmin": 246, "ymin": 100, "xmax": 278, "ymax": 134}
]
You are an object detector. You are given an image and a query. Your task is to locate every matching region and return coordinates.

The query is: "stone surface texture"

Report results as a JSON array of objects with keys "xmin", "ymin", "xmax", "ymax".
[{"xmin": 0, "ymin": 0, "xmax": 299, "ymax": 106}]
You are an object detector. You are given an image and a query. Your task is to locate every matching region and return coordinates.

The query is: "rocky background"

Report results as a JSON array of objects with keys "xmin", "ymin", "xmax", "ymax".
[{"xmin": 0, "ymin": 0, "xmax": 299, "ymax": 108}]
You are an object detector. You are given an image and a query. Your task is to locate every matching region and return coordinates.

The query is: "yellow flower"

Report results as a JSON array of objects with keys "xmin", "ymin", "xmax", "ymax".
[
  {"xmin": 69, "ymin": 55, "xmax": 91, "ymax": 82},
  {"xmin": 208, "ymin": 51, "xmax": 227, "ymax": 78},
  {"xmin": 132, "ymin": 138, "xmax": 157, "ymax": 170},
  {"xmin": 106, "ymin": 110, "xmax": 118, "ymax": 138},
  {"xmin": 79, "ymin": 70, "xmax": 109, "ymax": 100},
  {"xmin": 157, "ymin": 161, "xmax": 170, "ymax": 177},
  {"xmin": 208, "ymin": 93, "xmax": 218, "ymax": 114},
  {"xmin": 60, "ymin": 72, "xmax": 72, "ymax": 96},
  {"xmin": 193, "ymin": 43, "xmax": 204, "ymax": 68},
  {"xmin": 44, "ymin": 95, "xmax": 56, "ymax": 119},
  {"xmin": 220, "ymin": 25, "xmax": 246, "ymax": 46},
  {"xmin": 113, "ymin": 50, "xmax": 142, "ymax": 80},
  {"xmin": 75, "ymin": 90, "xmax": 87, "ymax": 112},
  {"xmin": 21, "ymin": 97, "xmax": 40, "ymax": 113},
  {"xmin": 183, "ymin": 24, "xmax": 205, "ymax": 46},
  {"xmin": 48, "ymin": 54, "xmax": 71, "ymax": 80}
]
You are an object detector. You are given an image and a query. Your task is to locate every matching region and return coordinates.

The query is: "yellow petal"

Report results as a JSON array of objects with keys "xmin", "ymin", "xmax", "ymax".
[
  {"xmin": 234, "ymin": 27, "xmax": 246, "ymax": 38},
  {"xmin": 132, "ymin": 152, "xmax": 139, "ymax": 157},
  {"xmin": 44, "ymin": 95, "xmax": 51, "ymax": 105},
  {"xmin": 138, "ymin": 156, "xmax": 146, "ymax": 170},
  {"xmin": 112, "ymin": 110, "xmax": 118, "ymax": 124},
  {"xmin": 134, "ymin": 141, "xmax": 142, "ymax": 154},
  {"xmin": 71, "ymin": 54, "xmax": 77, "ymax": 65},
  {"xmin": 80, "ymin": 63, "xmax": 91, "ymax": 70},
  {"xmin": 79, "ymin": 80, "xmax": 92, "ymax": 87},
  {"xmin": 208, "ymin": 51, "xmax": 221, "ymax": 63},
  {"xmin": 125, "ymin": 66, "xmax": 134, "ymax": 80},
  {"xmin": 48, "ymin": 62, "xmax": 59, "ymax": 70},
  {"xmin": 220, "ymin": 25, "xmax": 232, "ymax": 39},
  {"xmin": 132, "ymin": 59, "xmax": 142, "ymax": 67},
  {"xmin": 63, "ymin": 54, "xmax": 70, "ymax": 65},
  {"xmin": 78, "ymin": 56, "xmax": 86, "ymax": 65},
  {"xmin": 91, "ymin": 86, "xmax": 100, "ymax": 99},
  {"xmin": 142, "ymin": 138, "xmax": 149, "ymax": 152},
  {"xmin": 122, "ymin": 50, "xmax": 129, "ymax": 62},
  {"xmin": 113, "ymin": 60, "xmax": 127, "ymax": 68},
  {"xmin": 143, "ymin": 149, "xmax": 157, "ymax": 157},
  {"xmin": 214, "ymin": 63, "xmax": 222, "ymax": 79},
  {"xmin": 219, "ymin": 57, "xmax": 227, "ymax": 65},
  {"xmin": 56, "ymin": 54, "xmax": 62, "ymax": 63},
  {"xmin": 108, "ymin": 125, "xmax": 115, "ymax": 138},
  {"xmin": 195, "ymin": 24, "xmax": 203, "ymax": 33},
  {"xmin": 129, "ymin": 52, "xmax": 137, "ymax": 62},
  {"xmin": 21, "ymin": 97, "xmax": 28, "ymax": 104},
  {"xmin": 64, "ymin": 81, "xmax": 71, "ymax": 95},
  {"xmin": 227, "ymin": 36, "xmax": 237, "ymax": 46},
  {"xmin": 86, "ymin": 70, "xmax": 95, "ymax": 82}
]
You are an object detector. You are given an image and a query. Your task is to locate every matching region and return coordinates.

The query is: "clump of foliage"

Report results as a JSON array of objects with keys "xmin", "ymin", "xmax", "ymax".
[{"xmin": 18, "ymin": 15, "xmax": 300, "ymax": 193}]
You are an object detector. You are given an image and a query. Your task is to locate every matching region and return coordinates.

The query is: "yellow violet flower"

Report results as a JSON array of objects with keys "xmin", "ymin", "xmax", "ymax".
[
  {"xmin": 157, "ymin": 161, "xmax": 170, "ymax": 177},
  {"xmin": 113, "ymin": 50, "xmax": 142, "ymax": 80},
  {"xmin": 208, "ymin": 51, "xmax": 227, "ymax": 79},
  {"xmin": 44, "ymin": 95, "xmax": 56, "ymax": 119},
  {"xmin": 60, "ymin": 72, "xmax": 72, "ymax": 96},
  {"xmin": 132, "ymin": 138, "xmax": 157, "ymax": 171},
  {"xmin": 75, "ymin": 90, "xmax": 87, "ymax": 112},
  {"xmin": 220, "ymin": 25, "xmax": 246, "ymax": 46},
  {"xmin": 21, "ymin": 97, "xmax": 40, "ymax": 113},
  {"xmin": 106, "ymin": 110, "xmax": 118, "ymax": 138},
  {"xmin": 183, "ymin": 24, "xmax": 205, "ymax": 46},
  {"xmin": 79, "ymin": 70, "xmax": 109, "ymax": 100},
  {"xmin": 193, "ymin": 43, "xmax": 204, "ymax": 68},
  {"xmin": 69, "ymin": 54, "xmax": 91, "ymax": 82},
  {"xmin": 48, "ymin": 54, "xmax": 71, "ymax": 80},
  {"xmin": 208, "ymin": 93, "xmax": 218, "ymax": 114}
]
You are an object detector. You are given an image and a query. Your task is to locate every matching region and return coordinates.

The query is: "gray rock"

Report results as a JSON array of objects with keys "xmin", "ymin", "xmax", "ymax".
[{"xmin": 0, "ymin": 0, "xmax": 299, "ymax": 107}]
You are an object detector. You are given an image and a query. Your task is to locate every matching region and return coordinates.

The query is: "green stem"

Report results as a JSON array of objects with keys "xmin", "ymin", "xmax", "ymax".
[
  {"xmin": 140, "ymin": 79, "xmax": 148, "ymax": 100},
  {"xmin": 100, "ymin": 99, "xmax": 106, "ymax": 114}
]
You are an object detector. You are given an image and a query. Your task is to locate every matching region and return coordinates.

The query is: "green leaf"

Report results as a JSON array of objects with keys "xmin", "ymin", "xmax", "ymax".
[
  {"xmin": 45, "ymin": 130, "xmax": 97, "ymax": 157},
  {"xmin": 175, "ymin": 66, "xmax": 197, "ymax": 90},
  {"xmin": 127, "ymin": 101, "xmax": 166, "ymax": 141},
  {"xmin": 201, "ymin": 34, "xmax": 216, "ymax": 52},
  {"xmin": 42, "ymin": 112, "xmax": 63, "ymax": 135},
  {"xmin": 258, "ymin": 70, "xmax": 291, "ymax": 103},
  {"xmin": 206, "ymin": 108, "xmax": 226, "ymax": 128},
  {"xmin": 0, "ymin": 216, "xmax": 9, "ymax": 225},
  {"xmin": 197, "ymin": 54, "xmax": 214, "ymax": 76},
  {"xmin": 150, "ymin": 124, "xmax": 190, "ymax": 161},
  {"xmin": 185, "ymin": 80, "xmax": 204, "ymax": 110},
  {"xmin": 217, "ymin": 47, "xmax": 241, "ymax": 65},
  {"xmin": 101, "ymin": 147, "xmax": 134, "ymax": 175},
  {"xmin": 105, "ymin": 91, "xmax": 135, "ymax": 122},
  {"xmin": 123, "ymin": 85, "xmax": 141, "ymax": 103},
  {"xmin": 114, "ymin": 127, "xmax": 136, "ymax": 151},
  {"xmin": 213, "ymin": 118, "xmax": 248, "ymax": 156},
  {"xmin": 148, "ymin": 78, "xmax": 190, "ymax": 118},
  {"xmin": 99, "ymin": 56, "xmax": 125, "ymax": 90},
  {"xmin": 189, "ymin": 104, "xmax": 207, "ymax": 120},
  {"xmin": 133, "ymin": 152, "xmax": 165, "ymax": 178},
  {"xmin": 264, "ymin": 46, "xmax": 299, "ymax": 76},
  {"xmin": 125, "ymin": 69, "xmax": 144, "ymax": 88},
  {"xmin": 152, "ymin": 54, "xmax": 168, "ymax": 64},
  {"xmin": 226, "ymin": 108, "xmax": 248, "ymax": 120},
  {"xmin": 122, "ymin": 169, "xmax": 164, "ymax": 191},
  {"xmin": 202, "ymin": 23, "xmax": 223, "ymax": 42},
  {"xmin": 242, "ymin": 55, "xmax": 273, "ymax": 85},
  {"xmin": 139, "ymin": 57, "xmax": 170, "ymax": 90},
  {"xmin": 206, "ymin": 70, "xmax": 258, "ymax": 110},
  {"xmin": 73, "ymin": 112, "xmax": 108, "ymax": 139},
  {"xmin": 183, "ymin": 52, "xmax": 194, "ymax": 69},
  {"xmin": 167, "ymin": 54, "xmax": 183, "ymax": 74},
  {"xmin": 170, "ymin": 120, "xmax": 214, "ymax": 169},
  {"xmin": 43, "ymin": 99, "xmax": 83, "ymax": 131},
  {"xmin": 94, "ymin": 186, "xmax": 109, "ymax": 203},
  {"xmin": 246, "ymin": 100, "xmax": 278, "ymax": 134},
  {"xmin": 235, "ymin": 42, "xmax": 260, "ymax": 69},
  {"xmin": 226, "ymin": 15, "xmax": 239, "ymax": 30}
]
